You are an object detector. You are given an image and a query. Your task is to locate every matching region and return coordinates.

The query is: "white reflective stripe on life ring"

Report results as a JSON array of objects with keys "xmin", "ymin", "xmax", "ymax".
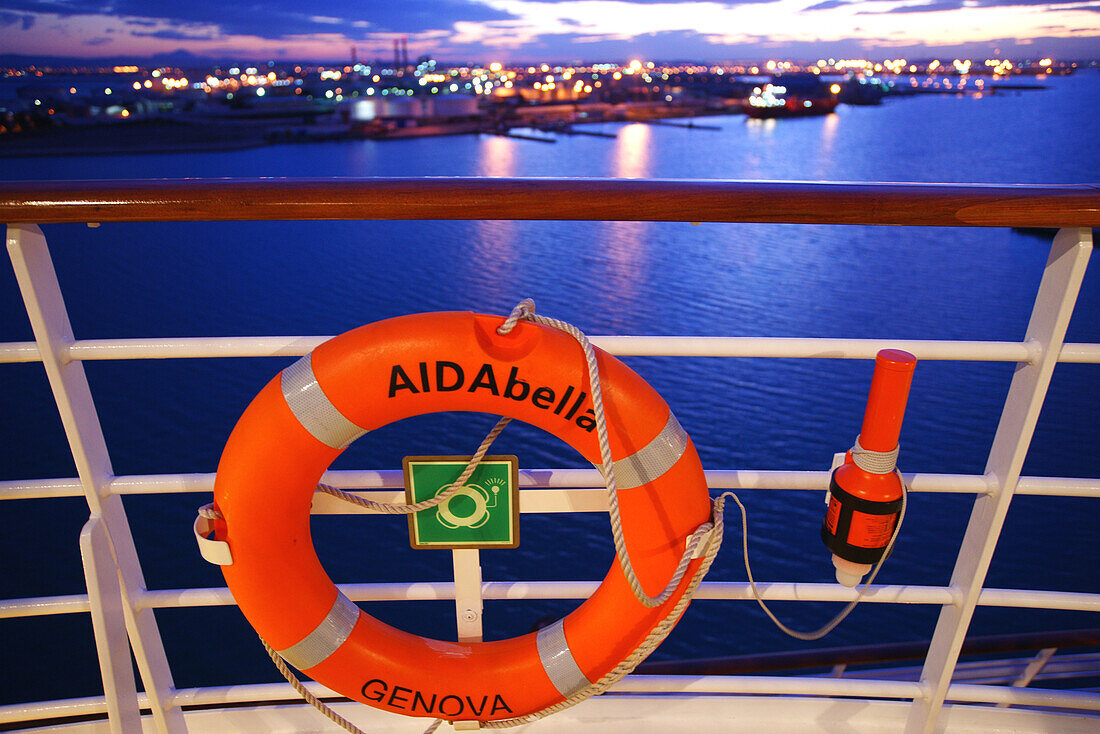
[
  {"xmin": 276, "ymin": 592, "xmax": 362, "ymax": 671},
  {"xmin": 280, "ymin": 354, "xmax": 368, "ymax": 449},
  {"xmin": 612, "ymin": 412, "xmax": 688, "ymax": 490},
  {"xmin": 535, "ymin": 619, "xmax": 591, "ymax": 698}
]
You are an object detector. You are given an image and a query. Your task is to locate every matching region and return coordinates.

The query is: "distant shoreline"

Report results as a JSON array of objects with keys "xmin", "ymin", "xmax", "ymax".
[
  {"xmin": 0, "ymin": 78, "xmax": 1057, "ymax": 158},
  {"xmin": 0, "ymin": 118, "xmax": 269, "ymax": 158},
  {"xmin": 0, "ymin": 138, "xmax": 267, "ymax": 157}
]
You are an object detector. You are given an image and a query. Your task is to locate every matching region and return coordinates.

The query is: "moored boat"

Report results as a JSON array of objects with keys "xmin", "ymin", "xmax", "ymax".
[{"xmin": 743, "ymin": 73, "xmax": 840, "ymax": 118}]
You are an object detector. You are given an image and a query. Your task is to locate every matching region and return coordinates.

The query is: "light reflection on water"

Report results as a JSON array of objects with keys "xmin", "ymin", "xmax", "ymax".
[
  {"xmin": 612, "ymin": 123, "xmax": 652, "ymax": 178},
  {"xmin": 595, "ymin": 220, "xmax": 651, "ymax": 310},
  {"xmin": 818, "ymin": 113, "xmax": 839, "ymax": 178},
  {"xmin": 478, "ymin": 135, "xmax": 517, "ymax": 178}
]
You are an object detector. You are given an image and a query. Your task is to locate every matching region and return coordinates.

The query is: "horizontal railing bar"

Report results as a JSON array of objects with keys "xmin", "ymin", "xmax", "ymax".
[
  {"xmin": 844, "ymin": 657, "xmax": 1100, "ymax": 685},
  {"xmin": 976, "ymin": 588, "xmax": 1100, "ymax": 611},
  {"xmin": 9, "ymin": 580, "xmax": 1094, "ymax": 621},
  {"xmin": 0, "ymin": 341, "xmax": 39, "ymax": 363},
  {"xmin": 54, "ymin": 336, "xmax": 1043, "ymax": 362},
  {"xmin": 64, "ymin": 336, "xmax": 327, "ymax": 361},
  {"xmin": 1060, "ymin": 343, "xmax": 1100, "ymax": 363},
  {"xmin": 0, "ymin": 695, "xmax": 111, "ymax": 725},
  {"xmin": 622, "ymin": 676, "xmax": 1099, "ymax": 710},
  {"xmin": 2, "ymin": 179, "xmax": 1099, "ymax": 227},
  {"xmin": 944, "ymin": 682, "xmax": 1100, "ymax": 710},
  {"xmin": 594, "ymin": 337, "xmax": 1041, "ymax": 361},
  {"xmin": 617, "ymin": 674, "xmax": 922, "ymax": 698},
  {"xmin": 0, "ymin": 594, "xmax": 90, "ymax": 619},
  {"xmin": 6, "ymin": 676, "xmax": 1098, "ymax": 727},
  {"xmin": 93, "ymin": 471, "xmax": 1100, "ymax": 499},
  {"xmin": 124, "ymin": 582, "xmax": 1095, "ymax": 612},
  {"xmin": 169, "ymin": 682, "xmax": 340, "ymax": 708},
  {"xmin": 0, "ymin": 471, "xmax": 981, "ymax": 500},
  {"xmin": 7, "ymin": 336, "xmax": 1098, "ymax": 366},
  {"xmin": 14, "ymin": 337, "xmax": 1100, "ymax": 365},
  {"xmin": 839, "ymin": 662, "xmax": 1099, "ymax": 684},
  {"xmin": 6, "ymin": 471, "xmax": 1099, "ymax": 501},
  {"xmin": 0, "ymin": 477, "xmax": 85, "ymax": 499},
  {"xmin": 1015, "ymin": 476, "xmax": 1100, "ymax": 497},
  {"xmin": 639, "ymin": 630, "xmax": 1100, "ymax": 676}
]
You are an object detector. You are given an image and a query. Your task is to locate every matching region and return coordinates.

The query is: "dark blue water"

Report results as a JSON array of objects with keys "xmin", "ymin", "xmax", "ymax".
[{"xmin": 2, "ymin": 73, "xmax": 1098, "ymax": 705}]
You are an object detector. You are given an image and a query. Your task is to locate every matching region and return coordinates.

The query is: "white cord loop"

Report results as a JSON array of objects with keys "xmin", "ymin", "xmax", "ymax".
[
  {"xmin": 197, "ymin": 503, "xmax": 222, "ymax": 520},
  {"xmin": 851, "ymin": 435, "xmax": 900, "ymax": 474},
  {"xmin": 497, "ymin": 298, "xmax": 535, "ymax": 335}
]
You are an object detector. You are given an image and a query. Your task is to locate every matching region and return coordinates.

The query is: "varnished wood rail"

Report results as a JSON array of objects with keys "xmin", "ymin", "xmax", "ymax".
[{"xmin": 1, "ymin": 178, "xmax": 1098, "ymax": 227}]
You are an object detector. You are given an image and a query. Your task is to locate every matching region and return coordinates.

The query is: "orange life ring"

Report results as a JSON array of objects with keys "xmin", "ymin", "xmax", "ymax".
[{"xmin": 212, "ymin": 311, "xmax": 711, "ymax": 721}]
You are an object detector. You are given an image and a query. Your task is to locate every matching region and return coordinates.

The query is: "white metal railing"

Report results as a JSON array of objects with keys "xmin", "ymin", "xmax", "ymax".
[{"xmin": 2, "ymin": 218, "xmax": 1096, "ymax": 734}]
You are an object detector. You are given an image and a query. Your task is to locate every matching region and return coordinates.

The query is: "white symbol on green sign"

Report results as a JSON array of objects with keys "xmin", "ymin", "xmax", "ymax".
[
  {"xmin": 435, "ymin": 481, "xmax": 502, "ymax": 529},
  {"xmin": 403, "ymin": 456, "xmax": 519, "ymax": 549}
]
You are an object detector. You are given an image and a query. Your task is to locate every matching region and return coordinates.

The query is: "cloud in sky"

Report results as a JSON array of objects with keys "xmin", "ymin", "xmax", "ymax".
[
  {"xmin": 0, "ymin": 0, "xmax": 1097, "ymax": 60},
  {"xmin": 866, "ymin": 0, "xmax": 1100, "ymax": 12}
]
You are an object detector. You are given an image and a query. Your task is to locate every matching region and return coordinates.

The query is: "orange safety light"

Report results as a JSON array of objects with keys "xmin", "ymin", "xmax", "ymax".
[{"xmin": 822, "ymin": 349, "xmax": 916, "ymax": 586}]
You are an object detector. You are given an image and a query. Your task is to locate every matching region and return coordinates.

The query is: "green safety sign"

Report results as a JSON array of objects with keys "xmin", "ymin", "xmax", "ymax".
[{"xmin": 402, "ymin": 455, "xmax": 520, "ymax": 550}]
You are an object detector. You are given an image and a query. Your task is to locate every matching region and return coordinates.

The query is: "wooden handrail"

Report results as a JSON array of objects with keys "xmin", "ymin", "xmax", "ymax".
[
  {"xmin": 1, "ymin": 178, "xmax": 1098, "ymax": 227},
  {"xmin": 636, "ymin": 628, "xmax": 1100, "ymax": 676}
]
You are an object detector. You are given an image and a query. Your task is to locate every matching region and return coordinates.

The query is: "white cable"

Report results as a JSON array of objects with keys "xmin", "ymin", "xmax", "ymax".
[{"xmin": 725, "ymin": 458, "xmax": 909, "ymax": 641}]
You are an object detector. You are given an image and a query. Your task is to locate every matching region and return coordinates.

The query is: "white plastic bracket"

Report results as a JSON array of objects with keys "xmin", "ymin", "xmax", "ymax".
[
  {"xmin": 826, "ymin": 451, "xmax": 846, "ymax": 505},
  {"xmin": 691, "ymin": 524, "xmax": 716, "ymax": 559},
  {"xmin": 193, "ymin": 513, "xmax": 233, "ymax": 566}
]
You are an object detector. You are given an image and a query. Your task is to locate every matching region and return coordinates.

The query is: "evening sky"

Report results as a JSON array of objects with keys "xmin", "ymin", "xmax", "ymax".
[{"xmin": 1, "ymin": 0, "xmax": 1097, "ymax": 62}]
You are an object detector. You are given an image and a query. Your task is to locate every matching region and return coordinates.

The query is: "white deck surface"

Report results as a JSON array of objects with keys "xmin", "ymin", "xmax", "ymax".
[{"xmin": 24, "ymin": 695, "xmax": 1099, "ymax": 734}]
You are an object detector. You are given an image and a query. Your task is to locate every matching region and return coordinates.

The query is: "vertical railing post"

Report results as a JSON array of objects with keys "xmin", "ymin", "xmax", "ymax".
[
  {"xmin": 904, "ymin": 227, "xmax": 1093, "ymax": 734},
  {"xmin": 452, "ymin": 548, "xmax": 484, "ymax": 731},
  {"xmin": 453, "ymin": 549, "xmax": 485, "ymax": 644},
  {"xmin": 997, "ymin": 647, "xmax": 1058, "ymax": 707},
  {"xmin": 80, "ymin": 517, "xmax": 142, "ymax": 733},
  {"xmin": 7, "ymin": 224, "xmax": 186, "ymax": 734}
]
